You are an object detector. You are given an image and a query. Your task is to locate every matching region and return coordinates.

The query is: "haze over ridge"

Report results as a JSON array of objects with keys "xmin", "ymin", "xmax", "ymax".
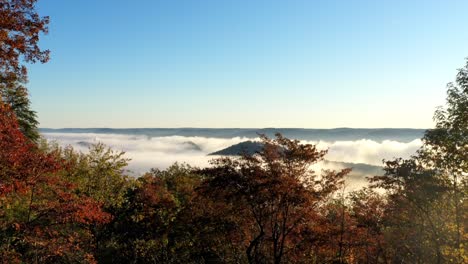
[
  {"xmin": 42, "ymin": 128, "xmax": 423, "ymax": 176},
  {"xmin": 40, "ymin": 127, "xmax": 426, "ymax": 143}
]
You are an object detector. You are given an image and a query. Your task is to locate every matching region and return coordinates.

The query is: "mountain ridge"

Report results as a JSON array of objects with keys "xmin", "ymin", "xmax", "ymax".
[{"xmin": 40, "ymin": 128, "xmax": 426, "ymax": 143}]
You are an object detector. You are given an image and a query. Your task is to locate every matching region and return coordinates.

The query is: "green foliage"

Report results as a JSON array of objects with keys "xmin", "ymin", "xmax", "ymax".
[
  {"xmin": 96, "ymin": 163, "xmax": 203, "ymax": 264},
  {"xmin": 0, "ymin": 104, "xmax": 110, "ymax": 263},
  {"xmin": 58, "ymin": 142, "xmax": 131, "ymax": 208},
  {"xmin": 0, "ymin": 78, "xmax": 39, "ymax": 142},
  {"xmin": 0, "ymin": 0, "xmax": 48, "ymax": 142},
  {"xmin": 420, "ymin": 59, "xmax": 468, "ymax": 264},
  {"xmin": 420, "ymin": 58, "xmax": 468, "ymax": 174},
  {"xmin": 369, "ymin": 60, "xmax": 468, "ymax": 264},
  {"xmin": 1, "ymin": 4, "xmax": 466, "ymax": 258}
]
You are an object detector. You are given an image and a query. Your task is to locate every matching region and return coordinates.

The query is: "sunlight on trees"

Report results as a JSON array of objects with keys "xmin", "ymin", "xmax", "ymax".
[{"xmin": 0, "ymin": 0, "xmax": 466, "ymax": 263}]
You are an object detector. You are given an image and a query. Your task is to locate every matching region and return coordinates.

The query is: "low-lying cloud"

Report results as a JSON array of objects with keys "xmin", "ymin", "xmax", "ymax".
[
  {"xmin": 42, "ymin": 133, "xmax": 422, "ymax": 177},
  {"xmin": 43, "ymin": 133, "xmax": 250, "ymax": 174},
  {"xmin": 311, "ymin": 139, "xmax": 422, "ymax": 166}
]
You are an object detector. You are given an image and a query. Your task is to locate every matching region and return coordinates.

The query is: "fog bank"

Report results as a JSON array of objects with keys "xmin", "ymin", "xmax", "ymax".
[{"xmin": 43, "ymin": 133, "xmax": 421, "ymax": 175}]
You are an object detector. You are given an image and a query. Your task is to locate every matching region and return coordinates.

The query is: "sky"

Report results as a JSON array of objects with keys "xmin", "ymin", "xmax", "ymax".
[{"xmin": 27, "ymin": 0, "xmax": 468, "ymax": 128}]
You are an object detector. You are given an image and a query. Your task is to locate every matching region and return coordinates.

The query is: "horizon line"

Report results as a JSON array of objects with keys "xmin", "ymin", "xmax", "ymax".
[{"xmin": 39, "ymin": 127, "xmax": 429, "ymax": 130}]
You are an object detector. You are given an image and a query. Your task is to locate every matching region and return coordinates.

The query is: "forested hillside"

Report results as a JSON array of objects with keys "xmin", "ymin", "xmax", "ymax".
[{"xmin": 0, "ymin": 1, "xmax": 466, "ymax": 263}]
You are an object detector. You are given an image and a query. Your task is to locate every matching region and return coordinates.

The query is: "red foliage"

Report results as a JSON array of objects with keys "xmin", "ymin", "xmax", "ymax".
[
  {"xmin": 0, "ymin": 0, "xmax": 50, "ymax": 78},
  {"xmin": 0, "ymin": 103, "xmax": 59, "ymax": 195},
  {"xmin": 0, "ymin": 103, "xmax": 110, "ymax": 262}
]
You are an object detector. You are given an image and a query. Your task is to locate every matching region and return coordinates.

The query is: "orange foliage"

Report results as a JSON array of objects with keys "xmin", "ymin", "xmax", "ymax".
[
  {"xmin": 0, "ymin": 103, "xmax": 110, "ymax": 263},
  {"xmin": 0, "ymin": 0, "xmax": 49, "ymax": 79}
]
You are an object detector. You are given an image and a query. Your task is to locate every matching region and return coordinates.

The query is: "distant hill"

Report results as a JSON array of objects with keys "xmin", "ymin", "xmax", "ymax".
[
  {"xmin": 320, "ymin": 160, "xmax": 384, "ymax": 178},
  {"xmin": 209, "ymin": 141, "xmax": 384, "ymax": 184},
  {"xmin": 209, "ymin": 141, "xmax": 263, "ymax": 156},
  {"xmin": 40, "ymin": 128, "xmax": 426, "ymax": 143},
  {"xmin": 181, "ymin": 141, "xmax": 202, "ymax": 151},
  {"xmin": 76, "ymin": 141, "xmax": 93, "ymax": 148}
]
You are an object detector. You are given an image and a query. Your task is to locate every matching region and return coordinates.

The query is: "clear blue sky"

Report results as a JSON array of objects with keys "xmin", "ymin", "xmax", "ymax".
[{"xmin": 28, "ymin": 0, "xmax": 468, "ymax": 128}]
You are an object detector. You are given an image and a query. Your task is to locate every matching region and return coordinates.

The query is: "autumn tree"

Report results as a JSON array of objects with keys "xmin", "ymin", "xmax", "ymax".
[
  {"xmin": 313, "ymin": 195, "xmax": 356, "ymax": 263},
  {"xmin": 347, "ymin": 188, "xmax": 388, "ymax": 263},
  {"xmin": 0, "ymin": 78, "xmax": 39, "ymax": 141},
  {"xmin": 0, "ymin": 0, "xmax": 49, "ymax": 80},
  {"xmin": 197, "ymin": 134, "xmax": 350, "ymax": 263},
  {"xmin": 418, "ymin": 59, "xmax": 468, "ymax": 263},
  {"xmin": 0, "ymin": 104, "xmax": 110, "ymax": 263},
  {"xmin": 370, "ymin": 159, "xmax": 450, "ymax": 263},
  {"xmin": 39, "ymin": 142, "xmax": 131, "ymax": 261},
  {"xmin": 0, "ymin": 0, "xmax": 49, "ymax": 141},
  {"xmin": 97, "ymin": 164, "xmax": 202, "ymax": 264},
  {"xmin": 370, "ymin": 59, "xmax": 468, "ymax": 264}
]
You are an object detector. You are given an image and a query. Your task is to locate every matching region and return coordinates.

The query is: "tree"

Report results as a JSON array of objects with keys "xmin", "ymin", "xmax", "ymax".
[
  {"xmin": 98, "ymin": 163, "xmax": 202, "ymax": 264},
  {"xmin": 0, "ymin": 78, "xmax": 39, "ymax": 141},
  {"xmin": 58, "ymin": 143, "xmax": 131, "ymax": 209},
  {"xmin": 418, "ymin": 59, "xmax": 468, "ymax": 263},
  {"xmin": 197, "ymin": 134, "xmax": 350, "ymax": 263},
  {"xmin": 370, "ymin": 59, "xmax": 468, "ymax": 264},
  {"xmin": 0, "ymin": 0, "xmax": 49, "ymax": 80},
  {"xmin": 0, "ymin": 103, "xmax": 111, "ymax": 263},
  {"xmin": 0, "ymin": 0, "xmax": 49, "ymax": 142},
  {"xmin": 348, "ymin": 188, "xmax": 388, "ymax": 263}
]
